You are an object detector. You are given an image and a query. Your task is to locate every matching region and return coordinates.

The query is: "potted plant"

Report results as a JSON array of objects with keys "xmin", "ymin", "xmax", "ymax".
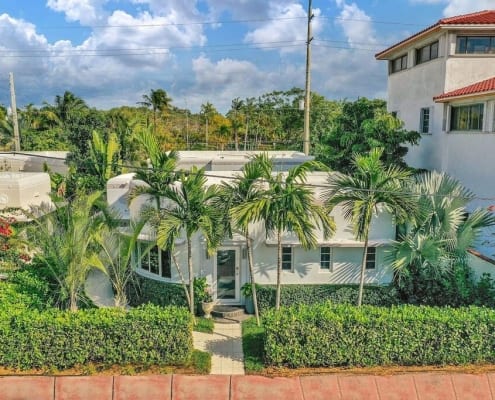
[
  {"xmin": 195, "ymin": 277, "xmax": 215, "ymax": 318},
  {"xmin": 241, "ymin": 282, "xmax": 260, "ymax": 314}
]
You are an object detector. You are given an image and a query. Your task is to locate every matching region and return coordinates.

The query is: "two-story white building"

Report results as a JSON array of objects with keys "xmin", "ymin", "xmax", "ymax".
[
  {"xmin": 375, "ymin": 9, "xmax": 495, "ymax": 259},
  {"xmin": 108, "ymin": 151, "xmax": 396, "ymax": 306},
  {"xmin": 376, "ymin": 10, "xmax": 495, "ymax": 201}
]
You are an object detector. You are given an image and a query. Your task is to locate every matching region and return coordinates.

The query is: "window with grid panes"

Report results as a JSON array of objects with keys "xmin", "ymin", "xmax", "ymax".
[
  {"xmin": 320, "ymin": 247, "xmax": 332, "ymax": 271},
  {"xmin": 282, "ymin": 247, "xmax": 293, "ymax": 271}
]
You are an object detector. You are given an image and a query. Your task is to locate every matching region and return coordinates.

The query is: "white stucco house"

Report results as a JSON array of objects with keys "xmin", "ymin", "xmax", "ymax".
[
  {"xmin": 375, "ymin": 9, "xmax": 495, "ymax": 201},
  {"xmin": 375, "ymin": 9, "xmax": 495, "ymax": 264},
  {"xmin": 108, "ymin": 151, "xmax": 396, "ymax": 306}
]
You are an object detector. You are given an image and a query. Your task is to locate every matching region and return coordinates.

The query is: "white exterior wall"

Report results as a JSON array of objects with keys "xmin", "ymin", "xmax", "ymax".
[
  {"xmin": 118, "ymin": 170, "xmax": 397, "ymax": 305},
  {"xmin": 0, "ymin": 172, "xmax": 51, "ymax": 210}
]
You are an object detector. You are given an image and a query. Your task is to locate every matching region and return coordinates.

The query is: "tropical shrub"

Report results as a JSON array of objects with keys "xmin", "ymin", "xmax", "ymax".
[
  {"xmin": 0, "ymin": 304, "xmax": 192, "ymax": 370},
  {"xmin": 256, "ymin": 284, "xmax": 399, "ymax": 313},
  {"xmin": 127, "ymin": 273, "xmax": 188, "ymax": 307},
  {"xmin": 263, "ymin": 303, "xmax": 495, "ymax": 368}
]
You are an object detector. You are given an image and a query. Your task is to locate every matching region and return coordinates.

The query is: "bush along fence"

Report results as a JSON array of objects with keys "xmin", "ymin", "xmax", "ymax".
[
  {"xmin": 256, "ymin": 284, "xmax": 400, "ymax": 313},
  {"xmin": 0, "ymin": 304, "xmax": 193, "ymax": 370},
  {"xmin": 263, "ymin": 303, "xmax": 495, "ymax": 368}
]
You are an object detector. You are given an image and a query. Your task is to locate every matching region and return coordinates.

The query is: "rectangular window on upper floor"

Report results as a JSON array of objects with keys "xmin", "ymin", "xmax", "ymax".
[
  {"xmin": 450, "ymin": 104, "xmax": 484, "ymax": 131},
  {"xmin": 390, "ymin": 54, "xmax": 408, "ymax": 74},
  {"xmin": 416, "ymin": 41, "xmax": 439, "ymax": 64},
  {"xmin": 456, "ymin": 36, "xmax": 495, "ymax": 54}
]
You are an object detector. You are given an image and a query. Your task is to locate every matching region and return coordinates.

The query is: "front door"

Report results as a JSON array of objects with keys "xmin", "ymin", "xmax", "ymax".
[{"xmin": 215, "ymin": 247, "xmax": 240, "ymax": 304}]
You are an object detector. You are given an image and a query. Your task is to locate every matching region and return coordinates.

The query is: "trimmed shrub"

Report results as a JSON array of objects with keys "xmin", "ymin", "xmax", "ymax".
[
  {"xmin": 127, "ymin": 273, "xmax": 188, "ymax": 307},
  {"xmin": 0, "ymin": 304, "xmax": 193, "ymax": 370},
  {"xmin": 263, "ymin": 303, "xmax": 495, "ymax": 368},
  {"xmin": 256, "ymin": 284, "xmax": 399, "ymax": 313}
]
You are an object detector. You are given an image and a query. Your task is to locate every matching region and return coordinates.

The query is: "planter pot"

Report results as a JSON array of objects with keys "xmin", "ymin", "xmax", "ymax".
[
  {"xmin": 201, "ymin": 301, "xmax": 215, "ymax": 318},
  {"xmin": 245, "ymin": 297, "xmax": 254, "ymax": 314}
]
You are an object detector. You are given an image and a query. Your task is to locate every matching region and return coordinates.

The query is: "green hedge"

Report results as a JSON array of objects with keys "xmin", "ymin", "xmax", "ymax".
[
  {"xmin": 127, "ymin": 273, "xmax": 188, "ymax": 307},
  {"xmin": 256, "ymin": 284, "xmax": 399, "ymax": 313},
  {"xmin": 0, "ymin": 304, "xmax": 193, "ymax": 370},
  {"xmin": 263, "ymin": 303, "xmax": 495, "ymax": 368}
]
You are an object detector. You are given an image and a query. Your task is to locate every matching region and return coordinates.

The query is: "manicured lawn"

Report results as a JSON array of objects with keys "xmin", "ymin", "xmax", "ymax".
[
  {"xmin": 194, "ymin": 317, "xmax": 214, "ymax": 333},
  {"xmin": 241, "ymin": 317, "xmax": 265, "ymax": 374}
]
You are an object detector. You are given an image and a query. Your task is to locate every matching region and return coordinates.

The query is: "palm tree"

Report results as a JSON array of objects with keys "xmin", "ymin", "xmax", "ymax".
[
  {"xmin": 129, "ymin": 128, "xmax": 179, "ymax": 210},
  {"xmin": 391, "ymin": 171, "xmax": 495, "ymax": 304},
  {"xmin": 324, "ymin": 148, "xmax": 416, "ymax": 306},
  {"xmin": 96, "ymin": 217, "xmax": 152, "ymax": 308},
  {"xmin": 200, "ymin": 102, "xmax": 216, "ymax": 149},
  {"xmin": 27, "ymin": 192, "xmax": 110, "ymax": 311},
  {"xmin": 221, "ymin": 153, "xmax": 273, "ymax": 325},
  {"xmin": 52, "ymin": 91, "xmax": 88, "ymax": 127},
  {"xmin": 155, "ymin": 167, "xmax": 224, "ymax": 316},
  {"xmin": 139, "ymin": 89, "xmax": 172, "ymax": 131},
  {"xmin": 88, "ymin": 130, "xmax": 120, "ymax": 191},
  {"xmin": 233, "ymin": 157, "xmax": 335, "ymax": 310}
]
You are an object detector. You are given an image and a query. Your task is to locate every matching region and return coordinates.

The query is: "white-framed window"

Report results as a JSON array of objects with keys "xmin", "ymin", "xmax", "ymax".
[
  {"xmin": 390, "ymin": 54, "xmax": 408, "ymax": 74},
  {"xmin": 420, "ymin": 107, "xmax": 431, "ymax": 134},
  {"xmin": 450, "ymin": 103, "xmax": 484, "ymax": 131},
  {"xmin": 365, "ymin": 247, "xmax": 376, "ymax": 270},
  {"xmin": 456, "ymin": 36, "xmax": 495, "ymax": 54},
  {"xmin": 139, "ymin": 242, "xmax": 172, "ymax": 278},
  {"xmin": 320, "ymin": 247, "xmax": 333, "ymax": 271},
  {"xmin": 282, "ymin": 246, "xmax": 293, "ymax": 271}
]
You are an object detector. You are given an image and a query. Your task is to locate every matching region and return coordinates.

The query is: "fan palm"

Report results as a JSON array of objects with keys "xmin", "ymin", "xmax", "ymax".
[
  {"xmin": 391, "ymin": 171, "xmax": 495, "ymax": 300},
  {"xmin": 233, "ymin": 157, "xmax": 335, "ymax": 310},
  {"xmin": 324, "ymin": 148, "xmax": 416, "ymax": 306},
  {"xmin": 155, "ymin": 167, "xmax": 224, "ymax": 316}
]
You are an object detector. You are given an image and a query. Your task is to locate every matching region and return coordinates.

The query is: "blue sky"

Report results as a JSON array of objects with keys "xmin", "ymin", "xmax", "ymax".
[{"xmin": 0, "ymin": 0, "xmax": 492, "ymax": 113}]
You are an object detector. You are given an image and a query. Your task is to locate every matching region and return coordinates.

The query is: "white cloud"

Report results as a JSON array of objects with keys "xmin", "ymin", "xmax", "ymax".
[
  {"xmin": 46, "ymin": 0, "xmax": 109, "ymax": 25},
  {"xmin": 335, "ymin": 1, "xmax": 378, "ymax": 47},
  {"xmin": 189, "ymin": 55, "xmax": 298, "ymax": 112},
  {"xmin": 244, "ymin": 3, "xmax": 323, "ymax": 53},
  {"xmin": 409, "ymin": 0, "xmax": 495, "ymax": 17}
]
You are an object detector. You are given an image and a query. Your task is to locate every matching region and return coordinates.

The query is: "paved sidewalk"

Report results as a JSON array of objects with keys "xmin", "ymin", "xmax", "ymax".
[
  {"xmin": 2, "ymin": 372, "xmax": 495, "ymax": 399},
  {"xmin": 193, "ymin": 322, "xmax": 245, "ymax": 375}
]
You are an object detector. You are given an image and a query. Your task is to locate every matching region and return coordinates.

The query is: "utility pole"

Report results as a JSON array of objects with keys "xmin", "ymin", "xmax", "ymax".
[
  {"xmin": 303, "ymin": 0, "xmax": 313, "ymax": 156},
  {"xmin": 9, "ymin": 73, "xmax": 20, "ymax": 152}
]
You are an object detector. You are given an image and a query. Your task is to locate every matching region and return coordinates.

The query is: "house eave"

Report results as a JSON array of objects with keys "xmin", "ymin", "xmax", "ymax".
[{"xmin": 434, "ymin": 90, "xmax": 495, "ymax": 103}]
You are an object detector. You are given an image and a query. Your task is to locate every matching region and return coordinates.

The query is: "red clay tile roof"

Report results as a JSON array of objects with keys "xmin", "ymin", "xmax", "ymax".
[
  {"xmin": 375, "ymin": 10, "xmax": 495, "ymax": 59},
  {"xmin": 433, "ymin": 76, "xmax": 495, "ymax": 101}
]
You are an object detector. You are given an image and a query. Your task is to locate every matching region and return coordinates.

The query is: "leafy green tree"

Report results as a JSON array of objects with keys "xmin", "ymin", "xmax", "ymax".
[
  {"xmin": 315, "ymin": 98, "xmax": 420, "ymax": 173},
  {"xmin": 27, "ymin": 192, "xmax": 110, "ymax": 311},
  {"xmin": 155, "ymin": 167, "xmax": 224, "ymax": 316},
  {"xmin": 233, "ymin": 157, "xmax": 335, "ymax": 310},
  {"xmin": 221, "ymin": 154, "xmax": 273, "ymax": 324},
  {"xmin": 391, "ymin": 171, "xmax": 495, "ymax": 305},
  {"xmin": 325, "ymin": 148, "xmax": 416, "ymax": 306}
]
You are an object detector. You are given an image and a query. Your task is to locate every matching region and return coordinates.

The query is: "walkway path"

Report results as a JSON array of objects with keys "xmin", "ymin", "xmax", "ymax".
[
  {"xmin": 193, "ymin": 322, "xmax": 245, "ymax": 375},
  {"xmin": 2, "ymin": 372, "xmax": 495, "ymax": 399}
]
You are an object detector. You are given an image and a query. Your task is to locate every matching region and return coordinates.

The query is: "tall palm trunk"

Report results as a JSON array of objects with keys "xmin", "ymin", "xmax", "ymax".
[
  {"xmin": 275, "ymin": 230, "xmax": 282, "ymax": 311},
  {"xmin": 245, "ymin": 227, "xmax": 260, "ymax": 326},
  {"xmin": 357, "ymin": 233, "xmax": 369, "ymax": 306},
  {"xmin": 187, "ymin": 237, "xmax": 194, "ymax": 316}
]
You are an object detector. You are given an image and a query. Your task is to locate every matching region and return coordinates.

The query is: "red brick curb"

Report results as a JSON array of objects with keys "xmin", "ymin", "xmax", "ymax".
[{"xmin": 0, "ymin": 373, "xmax": 494, "ymax": 400}]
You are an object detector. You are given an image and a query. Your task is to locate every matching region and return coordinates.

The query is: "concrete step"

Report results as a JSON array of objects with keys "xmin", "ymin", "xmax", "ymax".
[{"xmin": 211, "ymin": 305, "xmax": 249, "ymax": 323}]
